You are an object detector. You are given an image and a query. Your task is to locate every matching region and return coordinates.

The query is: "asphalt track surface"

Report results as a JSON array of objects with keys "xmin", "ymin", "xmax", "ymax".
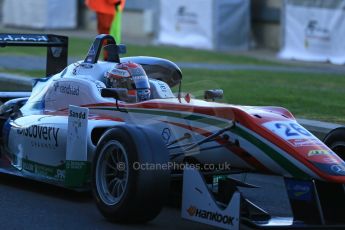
[
  {"xmin": 0, "ymin": 173, "xmax": 220, "ymax": 230},
  {"xmin": 0, "ymin": 171, "xmax": 291, "ymax": 230}
]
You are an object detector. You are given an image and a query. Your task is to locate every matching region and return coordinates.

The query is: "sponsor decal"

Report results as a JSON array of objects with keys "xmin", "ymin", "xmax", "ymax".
[
  {"xmin": 35, "ymin": 163, "xmax": 55, "ymax": 176},
  {"xmin": 88, "ymin": 44, "xmax": 96, "ymax": 56},
  {"xmin": 21, "ymin": 159, "xmax": 90, "ymax": 185},
  {"xmin": 187, "ymin": 206, "xmax": 197, "ymax": 216},
  {"xmin": 263, "ymin": 121, "xmax": 313, "ymax": 141},
  {"xmin": 22, "ymin": 160, "xmax": 34, "ymax": 172},
  {"xmin": 323, "ymin": 157, "xmax": 341, "ymax": 164},
  {"xmin": 53, "ymin": 82, "xmax": 79, "ymax": 96},
  {"xmin": 158, "ymin": 81, "xmax": 168, "ymax": 92},
  {"xmin": 312, "ymin": 161, "xmax": 345, "ymax": 176},
  {"xmin": 290, "ymin": 184, "xmax": 310, "ymax": 197},
  {"xmin": 132, "ymin": 75, "xmax": 147, "ymax": 81},
  {"xmin": 17, "ymin": 125, "xmax": 59, "ymax": 148},
  {"xmin": 161, "ymin": 128, "xmax": 171, "ymax": 144},
  {"xmin": 22, "ymin": 160, "xmax": 65, "ymax": 180},
  {"xmin": 330, "ymin": 164, "xmax": 345, "ymax": 176},
  {"xmin": 69, "ymin": 110, "xmax": 87, "ymax": 119},
  {"xmin": 288, "ymin": 138, "xmax": 323, "ymax": 147},
  {"xmin": 110, "ymin": 68, "xmax": 129, "ymax": 77},
  {"xmin": 80, "ymin": 63, "xmax": 93, "ymax": 69},
  {"xmin": 67, "ymin": 161, "xmax": 86, "ymax": 170},
  {"xmin": 308, "ymin": 149, "xmax": 331, "ymax": 157},
  {"xmin": 55, "ymin": 169, "xmax": 66, "ymax": 180},
  {"xmin": 0, "ymin": 34, "xmax": 48, "ymax": 42},
  {"xmin": 286, "ymin": 179, "xmax": 313, "ymax": 201},
  {"xmin": 65, "ymin": 160, "xmax": 90, "ymax": 187},
  {"xmin": 186, "ymin": 205, "xmax": 234, "ymax": 226}
]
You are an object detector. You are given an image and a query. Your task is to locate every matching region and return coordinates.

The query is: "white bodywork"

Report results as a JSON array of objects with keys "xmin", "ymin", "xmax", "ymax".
[
  {"xmin": 4, "ymin": 61, "xmax": 238, "ymax": 187},
  {"xmin": 182, "ymin": 166, "xmax": 240, "ymax": 230}
]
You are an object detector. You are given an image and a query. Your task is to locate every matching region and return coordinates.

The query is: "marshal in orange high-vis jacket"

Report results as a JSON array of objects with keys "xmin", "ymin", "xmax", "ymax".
[{"xmin": 85, "ymin": 0, "xmax": 126, "ymax": 34}]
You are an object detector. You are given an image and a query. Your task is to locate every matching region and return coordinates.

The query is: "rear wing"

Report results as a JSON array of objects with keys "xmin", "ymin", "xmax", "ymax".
[{"xmin": 0, "ymin": 34, "xmax": 68, "ymax": 76}]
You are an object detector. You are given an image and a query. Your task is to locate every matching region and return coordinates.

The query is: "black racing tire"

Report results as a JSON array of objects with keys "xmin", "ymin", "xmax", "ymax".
[
  {"xmin": 91, "ymin": 125, "xmax": 170, "ymax": 223},
  {"xmin": 323, "ymin": 127, "xmax": 345, "ymax": 160}
]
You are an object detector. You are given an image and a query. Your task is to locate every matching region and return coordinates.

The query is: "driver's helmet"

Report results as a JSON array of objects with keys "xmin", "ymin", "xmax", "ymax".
[{"xmin": 105, "ymin": 62, "xmax": 151, "ymax": 101}]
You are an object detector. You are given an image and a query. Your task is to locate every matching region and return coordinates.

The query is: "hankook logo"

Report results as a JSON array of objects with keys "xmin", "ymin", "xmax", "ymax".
[{"xmin": 187, "ymin": 205, "xmax": 234, "ymax": 225}]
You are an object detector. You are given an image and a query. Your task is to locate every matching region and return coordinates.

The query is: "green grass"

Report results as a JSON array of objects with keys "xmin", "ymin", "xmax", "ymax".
[
  {"xmin": 0, "ymin": 37, "xmax": 343, "ymax": 123},
  {"xmin": 124, "ymin": 44, "xmax": 280, "ymax": 66},
  {"xmin": 0, "ymin": 37, "xmax": 280, "ymax": 66},
  {"xmin": 180, "ymin": 69, "xmax": 345, "ymax": 124},
  {"xmin": 0, "ymin": 68, "xmax": 343, "ymax": 123},
  {"xmin": 0, "ymin": 67, "xmax": 44, "ymax": 78}
]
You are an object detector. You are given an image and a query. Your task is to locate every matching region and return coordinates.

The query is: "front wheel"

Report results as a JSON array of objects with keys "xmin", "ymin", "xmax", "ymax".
[
  {"xmin": 323, "ymin": 127, "xmax": 345, "ymax": 160},
  {"xmin": 92, "ymin": 125, "xmax": 170, "ymax": 223}
]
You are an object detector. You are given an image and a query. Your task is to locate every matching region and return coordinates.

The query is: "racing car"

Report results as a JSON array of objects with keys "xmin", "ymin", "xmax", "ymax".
[{"xmin": 0, "ymin": 34, "xmax": 345, "ymax": 229}]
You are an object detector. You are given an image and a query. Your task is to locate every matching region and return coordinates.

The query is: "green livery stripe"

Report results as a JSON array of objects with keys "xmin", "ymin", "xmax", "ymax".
[
  {"xmin": 65, "ymin": 160, "xmax": 91, "ymax": 188},
  {"xmin": 21, "ymin": 158, "xmax": 91, "ymax": 188},
  {"xmin": 91, "ymin": 107, "xmax": 230, "ymax": 128},
  {"xmin": 232, "ymin": 126, "xmax": 310, "ymax": 179},
  {"xmin": 92, "ymin": 106, "xmax": 309, "ymax": 178}
]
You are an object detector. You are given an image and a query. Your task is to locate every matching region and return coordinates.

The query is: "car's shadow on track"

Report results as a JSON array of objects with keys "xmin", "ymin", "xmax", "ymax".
[
  {"xmin": 0, "ymin": 173, "xmax": 92, "ymax": 202},
  {"xmin": 0, "ymin": 173, "xmax": 219, "ymax": 230}
]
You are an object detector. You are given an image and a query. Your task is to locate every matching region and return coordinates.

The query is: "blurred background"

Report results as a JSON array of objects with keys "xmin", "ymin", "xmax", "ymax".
[
  {"xmin": 0, "ymin": 0, "xmax": 283, "ymax": 50},
  {"xmin": 0, "ymin": 0, "xmax": 344, "ymax": 125}
]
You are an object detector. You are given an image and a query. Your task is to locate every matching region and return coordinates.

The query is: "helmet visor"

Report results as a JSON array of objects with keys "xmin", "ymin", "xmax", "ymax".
[{"xmin": 128, "ymin": 67, "xmax": 150, "ymax": 89}]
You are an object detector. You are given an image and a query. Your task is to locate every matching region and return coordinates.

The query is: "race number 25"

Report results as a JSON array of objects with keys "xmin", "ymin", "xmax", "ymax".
[{"xmin": 263, "ymin": 121, "xmax": 312, "ymax": 140}]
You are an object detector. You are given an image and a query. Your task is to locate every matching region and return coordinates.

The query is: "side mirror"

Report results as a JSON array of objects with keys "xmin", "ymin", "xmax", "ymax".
[
  {"xmin": 103, "ymin": 44, "xmax": 127, "ymax": 62},
  {"xmin": 204, "ymin": 89, "xmax": 223, "ymax": 101},
  {"xmin": 101, "ymin": 88, "xmax": 128, "ymax": 113},
  {"xmin": 101, "ymin": 88, "xmax": 130, "ymax": 99},
  {"xmin": 101, "ymin": 88, "xmax": 120, "ymax": 99}
]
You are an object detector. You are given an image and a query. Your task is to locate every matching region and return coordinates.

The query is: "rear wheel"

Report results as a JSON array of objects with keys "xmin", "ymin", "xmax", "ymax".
[
  {"xmin": 323, "ymin": 127, "xmax": 345, "ymax": 160},
  {"xmin": 92, "ymin": 125, "xmax": 170, "ymax": 223}
]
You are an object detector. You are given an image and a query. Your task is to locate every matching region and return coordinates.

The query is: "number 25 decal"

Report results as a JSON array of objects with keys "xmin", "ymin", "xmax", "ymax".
[
  {"xmin": 275, "ymin": 123, "xmax": 311, "ymax": 137},
  {"xmin": 263, "ymin": 121, "xmax": 312, "ymax": 140}
]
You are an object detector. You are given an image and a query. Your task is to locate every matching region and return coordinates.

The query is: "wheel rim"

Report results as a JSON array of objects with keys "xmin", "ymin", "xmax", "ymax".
[
  {"xmin": 96, "ymin": 140, "xmax": 129, "ymax": 206},
  {"xmin": 330, "ymin": 141, "xmax": 345, "ymax": 160}
]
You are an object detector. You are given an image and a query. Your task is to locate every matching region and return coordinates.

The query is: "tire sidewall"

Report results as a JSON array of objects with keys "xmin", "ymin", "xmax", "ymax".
[
  {"xmin": 324, "ymin": 127, "xmax": 345, "ymax": 160},
  {"xmin": 92, "ymin": 126, "xmax": 139, "ymax": 220},
  {"xmin": 91, "ymin": 125, "xmax": 170, "ymax": 222}
]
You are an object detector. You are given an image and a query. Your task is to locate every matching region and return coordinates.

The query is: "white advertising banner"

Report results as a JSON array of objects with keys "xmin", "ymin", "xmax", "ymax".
[
  {"xmin": 2, "ymin": 0, "xmax": 77, "ymax": 29},
  {"xmin": 279, "ymin": 1, "xmax": 345, "ymax": 64},
  {"xmin": 158, "ymin": 0, "xmax": 214, "ymax": 50}
]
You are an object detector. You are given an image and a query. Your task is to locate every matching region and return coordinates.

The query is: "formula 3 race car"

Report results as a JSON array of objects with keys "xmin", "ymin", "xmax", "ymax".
[{"xmin": 0, "ymin": 34, "xmax": 345, "ymax": 229}]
